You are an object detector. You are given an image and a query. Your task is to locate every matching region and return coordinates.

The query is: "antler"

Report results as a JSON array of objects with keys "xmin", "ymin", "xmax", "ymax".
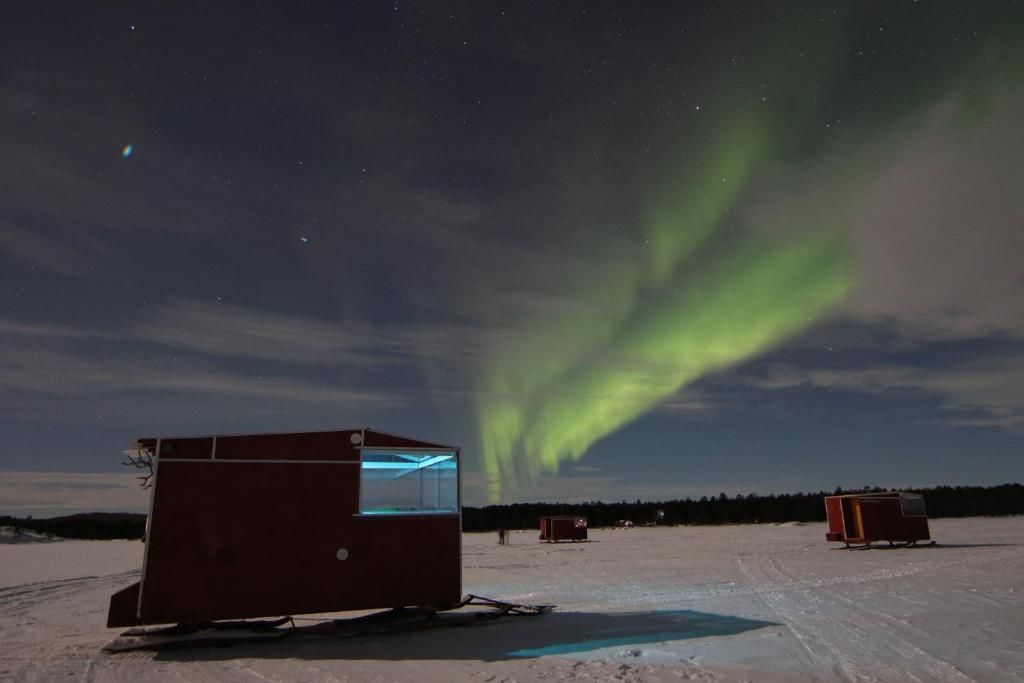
[{"xmin": 122, "ymin": 446, "xmax": 155, "ymax": 489}]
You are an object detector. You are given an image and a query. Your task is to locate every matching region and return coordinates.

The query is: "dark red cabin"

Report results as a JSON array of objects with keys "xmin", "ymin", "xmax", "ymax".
[
  {"xmin": 824, "ymin": 491, "xmax": 931, "ymax": 547},
  {"xmin": 539, "ymin": 515, "xmax": 588, "ymax": 542},
  {"xmin": 108, "ymin": 428, "xmax": 461, "ymax": 627}
]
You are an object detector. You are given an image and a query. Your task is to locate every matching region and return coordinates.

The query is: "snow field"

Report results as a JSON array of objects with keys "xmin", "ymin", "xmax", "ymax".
[{"xmin": 0, "ymin": 516, "xmax": 1021, "ymax": 682}]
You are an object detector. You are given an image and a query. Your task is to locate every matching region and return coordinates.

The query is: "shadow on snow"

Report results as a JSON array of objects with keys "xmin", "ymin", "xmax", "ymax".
[{"xmin": 151, "ymin": 608, "xmax": 778, "ymax": 663}]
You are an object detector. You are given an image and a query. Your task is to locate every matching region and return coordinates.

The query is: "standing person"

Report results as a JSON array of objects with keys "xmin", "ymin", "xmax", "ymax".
[{"xmin": 498, "ymin": 528, "xmax": 506, "ymax": 545}]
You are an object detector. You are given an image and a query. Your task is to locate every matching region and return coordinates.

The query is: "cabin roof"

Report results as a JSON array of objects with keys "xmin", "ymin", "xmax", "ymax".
[
  {"xmin": 826, "ymin": 491, "xmax": 922, "ymax": 501},
  {"xmin": 136, "ymin": 427, "xmax": 455, "ymax": 451}
]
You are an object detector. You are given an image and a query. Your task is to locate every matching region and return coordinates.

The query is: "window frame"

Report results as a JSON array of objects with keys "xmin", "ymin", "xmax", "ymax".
[
  {"xmin": 356, "ymin": 447, "xmax": 460, "ymax": 516},
  {"xmin": 899, "ymin": 493, "xmax": 927, "ymax": 517}
]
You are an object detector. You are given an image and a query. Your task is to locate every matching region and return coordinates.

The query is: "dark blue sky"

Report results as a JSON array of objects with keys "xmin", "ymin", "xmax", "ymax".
[{"xmin": 1, "ymin": 1, "xmax": 1022, "ymax": 514}]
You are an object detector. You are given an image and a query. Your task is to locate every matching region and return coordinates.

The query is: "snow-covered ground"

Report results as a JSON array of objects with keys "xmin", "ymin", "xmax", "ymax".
[
  {"xmin": 0, "ymin": 517, "xmax": 1021, "ymax": 682},
  {"xmin": 0, "ymin": 526, "xmax": 60, "ymax": 546}
]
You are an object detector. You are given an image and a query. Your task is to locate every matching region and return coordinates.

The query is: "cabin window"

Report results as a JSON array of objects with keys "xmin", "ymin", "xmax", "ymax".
[
  {"xmin": 359, "ymin": 449, "xmax": 458, "ymax": 515},
  {"xmin": 900, "ymin": 494, "xmax": 926, "ymax": 517}
]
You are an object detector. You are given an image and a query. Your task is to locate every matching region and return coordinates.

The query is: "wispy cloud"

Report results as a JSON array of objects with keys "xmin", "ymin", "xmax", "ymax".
[
  {"xmin": 0, "ymin": 73, "xmax": 285, "ymax": 279},
  {"xmin": 128, "ymin": 300, "xmax": 380, "ymax": 366},
  {"xmin": 0, "ymin": 344, "xmax": 392, "ymax": 405},
  {"xmin": 842, "ymin": 92, "xmax": 1024, "ymax": 340},
  {"xmin": 712, "ymin": 86, "xmax": 1024, "ymax": 436},
  {"xmin": 742, "ymin": 89, "xmax": 1024, "ymax": 343},
  {"xmin": 0, "ymin": 472, "xmax": 149, "ymax": 516},
  {"xmin": 0, "ymin": 219, "xmax": 109, "ymax": 277},
  {"xmin": 127, "ymin": 298, "xmax": 503, "ymax": 371},
  {"xmin": 0, "ymin": 318, "xmax": 109, "ymax": 339},
  {"xmin": 0, "ymin": 313, "xmax": 398, "ymax": 417},
  {"xmin": 745, "ymin": 352, "xmax": 1024, "ymax": 431},
  {"xmin": 656, "ymin": 391, "xmax": 718, "ymax": 417}
]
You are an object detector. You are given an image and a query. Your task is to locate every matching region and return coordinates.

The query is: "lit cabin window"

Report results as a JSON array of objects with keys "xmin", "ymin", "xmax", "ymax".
[{"xmin": 359, "ymin": 450, "xmax": 458, "ymax": 515}]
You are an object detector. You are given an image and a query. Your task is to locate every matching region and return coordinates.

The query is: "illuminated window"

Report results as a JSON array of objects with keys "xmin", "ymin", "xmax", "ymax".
[{"xmin": 359, "ymin": 449, "xmax": 458, "ymax": 515}]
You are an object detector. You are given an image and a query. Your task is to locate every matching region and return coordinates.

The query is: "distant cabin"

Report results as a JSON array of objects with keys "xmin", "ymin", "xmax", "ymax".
[
  {"xmin": 824, "ymin": 491, "xmax": 932, "ymax": 547},
  {"xmin": 539, "ymin": 515, "xmax": 588, "ymax": 542}
]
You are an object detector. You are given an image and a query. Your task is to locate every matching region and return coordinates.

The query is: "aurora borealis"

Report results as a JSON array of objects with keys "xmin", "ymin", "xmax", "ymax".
[
  {"xmin": 475, "ymin": 4, "xmax": 1024, "ymax": 500},
  {"xmin": 2, "ymin": 2, "xmax": 1024, "ymax": 514},
  {"xmin": 476, "ymin": 107, "xmax": 857, "ymax": 499},
  {"xmin": 479, "ymin": 233, "xmax": 855, "ymax": 499}
]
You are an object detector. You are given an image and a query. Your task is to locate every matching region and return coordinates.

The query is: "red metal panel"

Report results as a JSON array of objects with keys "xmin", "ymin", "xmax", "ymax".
[
  {"xmin": 902, "ymin": 515, "xmax": 930, "ymax": 541},
  {"xmin": 129, "ymin": 460, "xmax": 460, "ymax": 625},
  {"xmin": 824, "ymin": 497, "xmax": 844, "ymax": 535},
  {"xmin": 858, "ymin": 497, "xmax": 930, "ymax": 543},
  {"xmin": 823, "ymin": 493, "xmax": 931, "ymax": 544},
  {"xmin": 541, "ymin": 516, "xmax": 587, "ymax": 542},
  {"xmin": 106, "ymin": 582, "xmax": 140, "ymax": 627},
  {"xmin": 840, "ymin": 498, "xmax": 859, "ymax": 539},
  {"xmin": 157, "ymin": 437, "xmax": 213, "ymax": 460},
  {"xmin": 215, "ymin": 431, "xmax": 360, "ymax": 461},
  {"xmin": 361, "ymin": 428, "xmax": 451, "ymax": 449},
  {"xmin": 109, "ymin": 429, "xmax": 462, "ymax": 627}
]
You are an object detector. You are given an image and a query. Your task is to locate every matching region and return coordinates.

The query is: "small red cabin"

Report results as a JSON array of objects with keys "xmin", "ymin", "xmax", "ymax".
[
  {"xmin": 108, "ymin": 428, "xmax": 460, "ymax": 627},
  {"xmin": 539, "ymin": 515, "xmax": 587, "ymax": 542},
  {"xmin": 824, "ymin": 491, "xmax": 931, "ymax": 547}
]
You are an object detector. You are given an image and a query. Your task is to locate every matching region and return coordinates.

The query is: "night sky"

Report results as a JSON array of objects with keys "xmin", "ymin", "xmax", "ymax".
[{"xmin": 2, "ymin": 2, "xmax": 1023, "ymax": 515}]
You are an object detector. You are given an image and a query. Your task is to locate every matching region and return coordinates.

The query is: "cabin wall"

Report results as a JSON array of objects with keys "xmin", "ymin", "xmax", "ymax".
[
  {"xmin": 115, "ymin": 430, "xmax": 461, "ymax": 626},
  {"xmin": 549, "ymin": 517, "xmax": 587, "ymax": 541},
  {"xmin": 825, "ymin": 497, "xmax": 844, "ymax": 534},
  {"xmin": 824, "ymin": 493, "xmax": 931, "ymax": 544},
  {"xmin": 858, "ymin": 497, "xmax": 930, "ymax": 542},
  {"xmin": 841, "ymin": 497, "xmax": 860, "ymax": 538}
]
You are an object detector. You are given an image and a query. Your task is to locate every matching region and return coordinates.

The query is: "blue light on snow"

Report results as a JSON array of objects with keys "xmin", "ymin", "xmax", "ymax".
[{"xmin": 506, "ymin": 610, "xmax": 777, "ymax": 657}]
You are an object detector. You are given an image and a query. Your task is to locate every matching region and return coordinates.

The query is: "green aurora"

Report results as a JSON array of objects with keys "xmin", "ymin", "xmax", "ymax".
[
  {"xmin": 477, "ymin": 107, "xmax": 858, "ymax": 500},
  {"xmin": 475, "ymin": 4, "xmax": 1024, "ymax": 502}
]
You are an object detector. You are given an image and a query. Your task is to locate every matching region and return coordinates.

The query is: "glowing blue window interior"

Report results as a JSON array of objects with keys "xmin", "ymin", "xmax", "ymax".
[{"xmin": 359, "ymin": 449, "xmax": 458, "ymax": 515}]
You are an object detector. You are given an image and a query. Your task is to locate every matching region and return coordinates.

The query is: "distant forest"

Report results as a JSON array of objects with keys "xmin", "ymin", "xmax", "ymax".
[
  {"xmin": 1, "ymin": 512, "xmax": 147, "ymax": 541},
  {"xmin": 462, "ymin": 483, "xmax": 1024, "ymax": 531},
  {"xmin": 3, "ymin": 484, "xmax": 1021, "ymax": 540}
]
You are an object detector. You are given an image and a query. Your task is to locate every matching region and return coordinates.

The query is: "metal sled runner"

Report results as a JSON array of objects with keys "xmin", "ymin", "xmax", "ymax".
[{"xmin": 103, "ymin": 594, "xmax": 554, "ymax": 652}]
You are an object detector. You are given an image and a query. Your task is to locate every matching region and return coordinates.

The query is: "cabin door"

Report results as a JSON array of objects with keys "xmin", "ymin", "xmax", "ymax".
[{"xmin": 840, "ymin": 498, "xmax": 860, "ymax": 539}]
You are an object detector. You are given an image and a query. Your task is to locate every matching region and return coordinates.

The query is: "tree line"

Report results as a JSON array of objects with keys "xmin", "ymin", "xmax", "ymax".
[
  {"xmin": 461, "ymin": 483, "xmax": 1024, "ymax": 531},
  {"xmin": 0, "ymin": 512, "xmax": 146, "ymax": 541},
  {"xmin": 3, "ymin": 483, "xmax": 1021, "ymax": 540}
]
